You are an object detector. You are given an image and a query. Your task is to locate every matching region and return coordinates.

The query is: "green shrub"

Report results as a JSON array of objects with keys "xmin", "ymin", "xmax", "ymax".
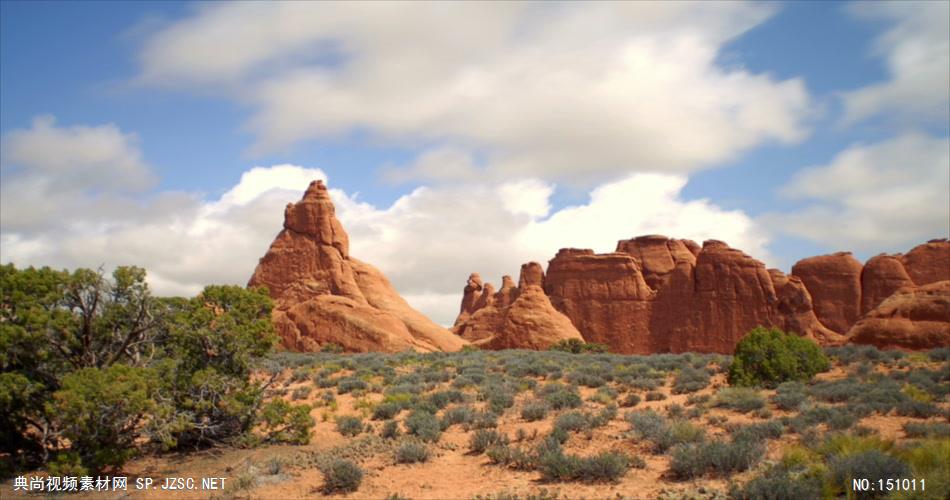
[
  {"xmin": 544, "ymin": 388, "xmax": 584, "ymax": 410},
  {"xmin": 672, "ymin": 366, "xmax": 710, "ymax": 394},
  {"xmin": 320, "ymin": 342, "xmax": 344, "ymax": 354},
  {"xmin": 395, "ymin": 439, "xmax": 429, "ymax": 464},
  {"xmin": 470, "ymin": 429, "xmax": 508, "ymax": 454},
  {"xmin": 669, "ymin": 439, "xmax": 765, "ymax": 479},
  {"xmin": 549, "ymin": 339, "xmax": 609, "ymax": 354},
  {"xmin": 404, "ymin": 410, "xmax": 441, "ymax": 442},
  {"xmin": 521, "ymin": 400, "xmax": 550, "ymax": 422},
  {"xmin": 320, "ymin": 459, "xmax": 363, "ymax": 493},
  {"xmin": 337, "ymin": 377, "xmax": 368, "ymax": 394},
  {"xmin": 828, "ymin": 451, "xmax": 911, "ymax": 499},
  {"xmin": 772, "ymin": 382, "xmax": 808, "ymax": 411},
  {"xmin": 50, "ymin": 365, "xmax": 156, "ymax": 473},
  {"xmin": 372, "ymin": 402, "xmax": 402, "ymax": 420},
  {"xmin": 645, "ymin": 391, "xmax": 666, "ymax": 401},
  {"xmin": 620, "ymin": 393, "xmax": 641, "ymax": 408},
  {"xmin": 538, "ymin": 449, "xmax": 630, "ymax": 483},
  {"xmin": 442, "ymin": 405, "xmax": 476, "ymax": 428},
  {"xmin": 902, "ymin": 422, "xmax": 950, "ymax": 438},
  {"xmin": 381, "ymin": 420, "xmax": 400, "ymax": 439},
  {"xmin": 259, "ymin": 399, "xmax": 314, "ymax": 444},
  {"xmin": 728, "ymin": 327, "xmax": 830, "ymax": 388},
  {"xmin": 731, "ymin": 467, "xmax": 822, "ymax": 500},
  {"xmin": 336, "ymin": 415, "xmax": 364, "ymax": 437},
  {"xmin": 467, "ymin": 410, "xmax": 499, "ymax": 430},
  {"xmin": 712, "ymin": 387, "xmax": 766, "ymax": 413}
]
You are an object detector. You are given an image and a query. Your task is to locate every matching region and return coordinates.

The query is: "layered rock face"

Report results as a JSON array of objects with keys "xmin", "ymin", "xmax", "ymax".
[
  {"xmin": 453, "ymin": 262, "xmax": 584, "ymax": 350},
  {"xmin": 453, "ymin": 236, "xmax": 949, "ymax": 353},
  {"xmin": 249, "ymin": 180, "xmax": 466, "ymax": 353}
]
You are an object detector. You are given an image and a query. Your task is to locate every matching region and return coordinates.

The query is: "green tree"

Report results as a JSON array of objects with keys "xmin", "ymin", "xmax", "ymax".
[
  {"xmin": 1, "ymin": 264, "xmax": 161, "ymax": 471},
  {"xmin": 50, "ymin": 365, "xmax": 157, "ymax": 473},
  {"xmin": 728, "ymin": 327, "xmax": 830, "ymax": 388},
  {"xmin": 152, "ymin": 285, "xmax": 278, "ymax": 449}
]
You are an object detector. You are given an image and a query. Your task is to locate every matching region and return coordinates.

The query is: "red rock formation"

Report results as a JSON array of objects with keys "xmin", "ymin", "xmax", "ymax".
[
  {"xmin": 453, "ymin": 262, "xmax": 583, "ymax": 350},
  {"xmin": 249, "ymin": 180, "xmax": 466, "ymax": 353},
  {"xmin": 861, "ymin": 255, "xmax": 915, "ymax": 315},
  {"xmin": 848, "ymin": 281, "xmax": 950, "ymax": 350},
  {"xmin": 769, "ymin": 269, "xmax": 842, "ymax": 345},
  {"xmin": 545, "ymin": 249, "xmax": 655, "ymax": 353},
  {"xmin": 791, "ymin": 253, "xmax": 864, "ymax": 334},
  {"xmin": 900, "ymin": 239, "xmax": 950, "ymax": 286}
]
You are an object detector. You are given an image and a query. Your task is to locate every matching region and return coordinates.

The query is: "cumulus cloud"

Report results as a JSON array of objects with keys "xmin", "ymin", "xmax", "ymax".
[
  {"xmin": 769, "ymin": 133, "xmax": 949, "ymax": 253},
  {"xmin": 1, "ymin": 119, "xmax": 767, "ymax": 325},
  {"xmin": 842, "ymin": 2, "xmax": 950, "ymax": 126},
  {"xmin": 136, "ymin": 2, "xmax": 812, "ymax": 184}
]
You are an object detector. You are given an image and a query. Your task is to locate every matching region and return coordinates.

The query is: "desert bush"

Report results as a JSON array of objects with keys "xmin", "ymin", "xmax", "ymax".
[
  {"xmin": 404, "ymin": 410, "xmax": 441, "ymax": 442},
  {"xmin": 728, "ymin": 327, "xmax": 829, "ymax": 388},
  {"xmin": 337, "ymin": 377, "xmax": 368, "ymax": 394},
  {"xmin": 894, "ymin": 400, "xmax": 941, "ymax": 418},
  {"xmin": 291, "ymin": 386, "xmax": 312, "ymax": 401},
  {"xmin": 620, "ymin": 393, "xmax": 642, "ymax": 408},
  {"xmin": 685, "ymin": 393, "xmax": 711, "ymax": 406},
  {"xmin": 902, "ymin": 422, "xmax": 950, "ymax": 438},
  {"xmin": 808, "ymin": 379, "xmax": 864, "ymax": 403},
  {"xmin": 672, "ymin": 366, "xmax": 710, "ymax": 394},
  {"xmin": 772, "ymin": 381, "xmax": 807, "ymax": 411},
  {"xmin": 538, "ymin": 449, "xmax": 630, "ymax": 483},
  {"xmin": 669, "ymin": 439, "xmax": 765, "ymax": 479},
  {"xmin": 538, "ymin": 383, "xmax": 582, "ymax": 410},
  {"xmin": 712, "ymin": 387, "xmax": 765, "ymax": 413},
  {"xmin": 394, "ymin": 439, "xmax": 429, "ymax": 464},
  {"xmin": 381, "ymin": 420, "xmax": 400, "ymax": 439},
  {"xmin": 372, "ymin": 402, "xmax": 403, "ymax": 421},
  {"xmin": 336, "ymin": 415, "xmax": 364, "ymax": 437},
  {"xmin": 549, "ymin": 339, "xmax": 610, "ymax": 354},
  {"xmin": 521, "ymin": 400, "xmax": 550, "ymax": 422},
  {"xmin": 487, "ymin": 389, "xmax": 516, "ymax": 414},
  {"xmin": 728, "ymin": 420, "xmax": 785, "ymax": 443},
  {"xmin": 470, "ymin": 429, "xmax": 508, "ymax": 454},
  {"xmin": 441, "ymin": 405, "xmax": 476, "ymax": 428},
  {"xmin": 258, "ymin": 399, "xmax": 315, "ymax": 444},
  {"xmin": 467, "ymin": 410, "xmax": 499, "ymax": 430},
  {"xmin": 731, "ymin": 467, "xmax": 822, "ymax": 500},
  {"xmin": 320, "ymin": 459, "xmax": 363, "ymax": 494},
  {"xmin": 645, "ymin": 391, "xmax": 666, "ymax": 401},
  {"xmin": 899, "ymin": 439, "xmax": 950, "ymax": 499},
  {"xmin": 666, "ymin": 403, "xmax": 686, "ymax": 419},
  {"xmin": 426, "ymin": 389, "xmax": 465, "ymax": 410},
  {"xmin": 827, "ymin": 451, "xmax": 911, "ymax": 499}
]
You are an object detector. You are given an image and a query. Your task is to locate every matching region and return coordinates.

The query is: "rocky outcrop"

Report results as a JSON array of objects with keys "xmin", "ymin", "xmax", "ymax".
[
  {"xmin": 861, "ymin": 255, "xmax": 915, "ymax": 315},
  {"xmin": 900, "ymin": 239, "xmax": 950, "ymax": 286},
  {"xmin": 848, "ymin": 281, "xmax": 950, "ymax": 350},
  {"xmin": 454, "ymin": 235, "xmax": 946, "ymax": 353},
  {"xmin": 791, "ymin": 253, "xmax": 864, "ymax": 334},
  {"xmin": 249, "ymin": 180, "xmax": 466, "ymax": 353},
  {"xmin": 453, "ymin": 262, "xmax": 584, "ymax": 350}
]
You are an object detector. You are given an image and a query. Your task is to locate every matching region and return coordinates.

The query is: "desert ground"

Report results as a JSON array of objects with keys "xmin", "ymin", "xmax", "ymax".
[{"xmin": 4, "ymin": 345, "xmax": 948, "ymax": 500}]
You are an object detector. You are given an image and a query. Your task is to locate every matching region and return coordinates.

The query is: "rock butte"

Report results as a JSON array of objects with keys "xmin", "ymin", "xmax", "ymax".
[
  {"xmin": 249, "ymin": 180, "xmax": 467, "ymax": 353},
  {"xmin": 455, "ymin": 236, "xmax": 950, "ymax": 353}
]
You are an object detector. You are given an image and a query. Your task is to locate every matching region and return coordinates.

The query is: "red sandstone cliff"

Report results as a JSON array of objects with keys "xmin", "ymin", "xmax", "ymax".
[
  {"xmin": 453, "ymin": 236, "xmax": 948, "ymax": 353},
  {"xmin": 249, "ymin": 180, "xmax": 467, "ymax": 353}
]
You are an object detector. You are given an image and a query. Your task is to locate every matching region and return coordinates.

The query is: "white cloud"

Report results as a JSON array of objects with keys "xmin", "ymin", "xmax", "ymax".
[
  {"xmin": 1, "ymin": 118, "xmax": 767, "ymax": 325},
  {"xmin": 1, "ymin": 115, "xmax": 156, "ymax": 192},
  {"xmin": 842, "ymin": 2, "xmax": 950, "ymax": 126},
  {"xmin": 136, "ymin": 2, "xmax": 812, "ymax": 184},
  {"xmin": 770, "ymin": 133, "xmax": 949, "ymax": 252}
]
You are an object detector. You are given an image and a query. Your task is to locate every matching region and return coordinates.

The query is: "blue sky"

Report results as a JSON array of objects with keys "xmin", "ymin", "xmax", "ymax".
[{"xmin": 1, "ymin": 1, "xmax": 947, "ymax": 325}]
